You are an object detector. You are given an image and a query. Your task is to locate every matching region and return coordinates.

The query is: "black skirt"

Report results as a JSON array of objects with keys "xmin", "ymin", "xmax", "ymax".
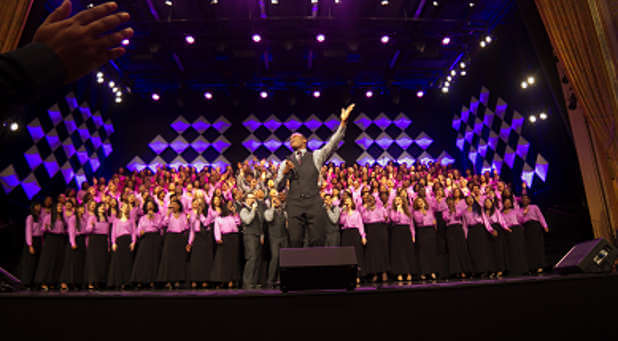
[
  {"xmin": 416, "ymin": 225, "xmax": 438, "ymax": 275},
  {"xmin": 17, "ymin": 236, "xmax": 42, "ymax": 287},
  {"xmin": 364, "ymin": 223, "xmax": 390, "ymax": 274},
  {"xmin": 445, "ymin": 224, "xmax": 472, "ymax": 275},
  {"xmin": 341, "ymin": 228, "xmax": 365, "ymax": 276},
  {"xmin": 486, "ymin": 223, "xmax": 507, "ymax": 273},
  {"xmin": 85, "ymin": 234, "xmax": 109, "ymax": 285},
  {"xmin": 34, "ymin": 233, "xmax": 66, "ymax": 285},
  {"xmin": 505, "ymin": 225, "xmax": 528, "ymax": 276},
  {"xmin": 524, "ymin": 220, "xmax": 545, "ymax": 271},
  {"xmin": 59, "ymin": 235, "xmax": 86, "ymax": 286},
  {"xmin": 188, "ymin": 229, "xmax": 215, "ymax": 282},
  {"xmin": 389, "ymin": 224, "xmax": 418, "ymax": 275},
  {"xmin": 210, "ymin": 232, "xmax": 243, "ymax": 283},
  {"xmin": 467, "ymin": 224, "xmax": 489, "ymax": 274},
  {"xmin": 107, "ymin": 235, "xmax": 133, "ymax": 288},
  {"xmin": 130, "ymin": 232, "xmax": 163, "ymax": 284},
  {"xmin": 434, "ymin": 212, "xmax": 450, "ymax": 277},
  {"xmin": 157, "ymin": 231, "xmax": 189, "ymax": 283}
]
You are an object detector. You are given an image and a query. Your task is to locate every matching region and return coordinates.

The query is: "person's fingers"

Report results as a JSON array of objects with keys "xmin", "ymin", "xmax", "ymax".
[
  {"xmin": 73, "ymin": 1, "xmax": 118, "ymax": 25},
  {"xmin": 43, "ymin": 0, "xmax": 72, "ymax": 25},
  {"xmin": 86, "ymin": 11, "xmax": 130, "ymax": 37},
  {"xmin": 97, "ymin": 27, "xmax": 133, "ymax": 49}
]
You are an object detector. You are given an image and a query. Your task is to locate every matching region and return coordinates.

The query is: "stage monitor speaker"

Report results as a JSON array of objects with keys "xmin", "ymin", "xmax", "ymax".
[
  {"xmin": 554, "ymin": 238, "xmax": 618, "ymax": 274},
  {"xmin": 279, "ymin": 247, "xmax": 357, "ymax": 292},
  {"xmin": 0, "ymin": 267, "xmax": 23, "ymax": 292}
]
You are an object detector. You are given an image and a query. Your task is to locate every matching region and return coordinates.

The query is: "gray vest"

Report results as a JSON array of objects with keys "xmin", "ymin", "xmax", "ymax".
[
  {"xmin": 242, "ymin": 204, "xmax": 263, "ymax": 235},
  {"xmin": 287, "ymin": 151, "xmax": 320, "ymax": 200},
  {"xmin": 268, "ymin": 208, "xmax": 287, "ymax": 239}
]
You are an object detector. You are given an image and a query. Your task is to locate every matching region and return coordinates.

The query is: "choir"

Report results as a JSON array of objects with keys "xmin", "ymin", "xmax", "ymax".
[{"xmin": 16, "ymin": 159, "xmax": 549, "ymax": 291}]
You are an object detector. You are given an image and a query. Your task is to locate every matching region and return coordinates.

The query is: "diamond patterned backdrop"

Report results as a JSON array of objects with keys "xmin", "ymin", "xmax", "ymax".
[
  {"xmin": 0, "ymin": 93, "xmax": 114, "ymax": 199},
  {"xmin": 452, "ymin": 86, "xmax": 548, "ymax": 187}
]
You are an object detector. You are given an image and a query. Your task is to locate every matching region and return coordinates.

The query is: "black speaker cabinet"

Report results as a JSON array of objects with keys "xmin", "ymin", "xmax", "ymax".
[
  {"xmin": 0, "ymin": 267, "xmax": 23, "ymax": 292},
  {"xmin": 554, "ymin": 238, "xmax": 618, "ymax": 274},
  {"xmin": 279, "ymin": 247, "xmax": 358, "ymax": 292}
]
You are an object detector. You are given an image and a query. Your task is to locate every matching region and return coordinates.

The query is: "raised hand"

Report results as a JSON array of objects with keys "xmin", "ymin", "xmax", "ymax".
[{"xmin": 340, "ymin": 103, "xmax": 356, "ymax": 123}]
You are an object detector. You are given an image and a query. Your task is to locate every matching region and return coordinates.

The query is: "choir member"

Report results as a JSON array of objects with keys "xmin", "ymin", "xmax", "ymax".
[
  {"xmin": 462, "ymin": 195, "xmax": 490, "ymax": 277},
  {"xmin": 501, "ymin": 198, "xmax": 528, "ymax": 276},
  {"xmin": 59, "ymin": 201, "xmax": 87, "ymax": 290},
  {"xmin": 520, "ymin": 195, "xmax": 549, "ymax": 273},
  {"xmin": 412, "ymin": 197, "xmax": 438, "ymax": 280},
  {"xmin": 130, "ymin": 199, "xmax": 163, "ymax": 288},
  {"xmin": 84, "ymin": 202, "xmax": 110, "ymax": 290},
  {"xmin": 107, "ymin": 202, "xmax": 136, "ymax": 289},
  {"xmin": 240, "ymin": 192, "xmax": 264, "ymax": 289},
  {"xmin": 210, "ymin": 201, "xmax": 243, "ymax": 288},
  {"xmin": 264, "ymin": 196, "xmax": 289, "ymax": 288},
  {"xmin": 389, "ymin": 195, "xmax": 418, "ymax": 282},
  {"xmin": 34, "ymin": 201, "xmax": 66, "ymax": 291},
  {"xmin": 187, "ymin": 198, "xmax": 214, "ymax": 289},
  {"xmin": 339, "ymin": 196, "xmax": 367, "ymax": 283},
  {"xmin": 443, "ymin": 197, "xmax": 472, "ymax": 278},
  {"xmin": 429, "ymin": 187, "xmax": 449, "ymax": 278},
  {"xmin": 360, "ymin": 194, "xmax": 389, "ymax": 283},
  {"xmin": 17, "ymin": 202, "xmax": 43, "ymax": 288},
  {"xmin": 323, "ymin": 194, "xmax": 341, "ymax": 247},
  {"xmin": 482, "ymin": 198, "xmax": 508, "ymax": 278},
  {"xmin": 157, "ymin": 199, "xmax": 190, "ymax": 289}
]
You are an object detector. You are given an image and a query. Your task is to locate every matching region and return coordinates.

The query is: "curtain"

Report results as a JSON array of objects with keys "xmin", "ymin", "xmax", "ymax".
[
  {"xmin": 535, "ymin": 0, "xmax": 618, "ymax": 241},
  {"xmin": 0, "ymin": 0, "xmax": 34, "ymax": 53}
]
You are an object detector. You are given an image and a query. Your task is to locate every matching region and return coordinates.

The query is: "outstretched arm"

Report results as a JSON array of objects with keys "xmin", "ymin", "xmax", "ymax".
[{"xmin": 313, "ymin": 103, "xmax": 355, "ymax": 167}]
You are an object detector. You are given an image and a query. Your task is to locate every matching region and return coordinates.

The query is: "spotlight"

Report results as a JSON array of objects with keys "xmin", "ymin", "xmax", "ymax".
[
  {"xmin": 447, "ymin": 76, "xmax": 452, "ymax": 81},
  {"xmin": 271, "ymin": 0, "xmax": 279, "ymax": 4},
  {"xmin": 152, "ymin": 93, "xmax": 160, "ymax": 101},
  {"xmin": 459, "ymin": 62, "xmax": 466, "ymax": 69},
  {"xmin": 260, "ymin": 91, "xmax": 269, "ymax": 99},
  {"xmin": 316, "ymin": 34, "xmax": 326, "ymax": 43},
  {"xmin": 521, "ymin": 81, "xmax": 528, "ymax": 89},
  {"xmin": 210, "ymin": 0, "xmax": 218, "ymax": 4},
  {"xmin": 441, "ymin": 87, "xmax": 449, "ymax": 93},
  {"xmin": 313, "ymin": 90, "xmax": 321, "ymax": 98},
  {"xmin": 460, "ymin": 70, "xmax": 467, "ymax": 76},
  {"xmin": 441, "ymin": 37, "xmax": 451, "ymax": 45},
  {"xmin": 381, "ymin": 35, "xmax": 390, "ymax": 44},
  {"xmin": 450, "ymin": 70, "xmax": 457, "ymax": 76},
  {"xmin": 185, "ymin": 35, "xmax": 195, "ymax": 44},
  {"xmin": 433, "ymin": 1, "xmax": 439, "ymax": 6},
  {"xmin": 485, "ymin": 35, "xmax": 492, "ymax": 43},
  {"xmin": 381, "ymin": 0, "xmax": 389, "ymax": 5},
  {"xmin": 365, "ymin": 90, "xmax": 374, "ymax": 98},
  {"xmin": 96, "ymin": 72, "xmax": 103, "ymax": 78},
  {"xmin": 444, "ymin": 81, "xmax": 451, "ymax": 87},
  {"xmin": 164, "ymin": 0, "xmax": 172, "ymax": 7},
  {"xmin": 468, "ymin": 2, "xmax": 475, "ymax": 7},
  {"xmin": 9, "ymin": 122, "xmax": 19, "ymax": 132},
  {"xmin": 97, "ymin": 77, "xmax": 104, "ymax": 84},
  {"xmin": 539, "ymin": 112, "xmax": 547, "ymax": 120},
  {"xmin": 112, "ymin": 87, "xmax": 119, "ymax": 93},
  {"xmin": 416, "ymin": 90, "xmax": 424, "ymax": 98},
  {"xmin": 335, "ymin": 0, "xmax": 341, "ymax": 3},
  {"xmin": 87, "ymin": 3, "xmax": 94, "ymax": 8},
  {"xmin": 480, "ymin": 41, "xmax": 487, "ymax": 48},
  {"xmin": 527, "ymin": 76, "xmax": 535, "ymax": 85},
  {"xmin": 108, "ymin": 81, "xmax": 115, "ymax": 88},
  {"xmin": 529, "ymin": 115, "xmax": 537, "ymax": 123},
  {"xmin": 115, "ymin": 91, "xmax": 122, "ymax": 97},
  {"xmin": 252, "ymin": 34, "xmax": 262, "ymax": 43},
  {"xmin": 204, "ymin": 91, "xmax": 213, "ymax": 100},
  {"xmin": 121, "ymin": 39, "xmax": 129, "ymax": 46},
  {"xmin": 115, "ymin": 97, "xmax": 122, "ymax": 103}
]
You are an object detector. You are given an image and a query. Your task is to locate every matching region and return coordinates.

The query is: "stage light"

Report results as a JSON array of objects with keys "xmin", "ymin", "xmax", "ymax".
[
  {"xmin": 271, "ymin": 0, "xmax": 279, "ymax": 4},
  {"xmin": 459, "ymin": 62, "xmax": 466, "ymax": 69},
  {"xmin": 433, "ymin": 1, "xmax": 439, "ymax": 6},
  {"xmin": 441, "ymin": 87, "xmax": 449, "ymax": 93},
  {"xmin": 442, "ymin": 37, "xmax": 451, "ymax": 45},
  {"xmin": 108, "ymin": 81, "xmax": 115, "ymax": 88},
  {"xmin": 112, "ymin": 87, "xmax": 119, "ymax": 93},
  {"xmin": 313, "ymin": 90, "xmax": 321, "ymax": 98},
  {"xmin": 204, "ymin": 91, "xmax": 213, "ymax": 100},
  {"xmin": 115, "ymin": 97, "xmax": 122, "ymax": 103},
  {"xmin": 485, "ymin": 35, "xmax": 492, "ymax": 43},
  {"xmin": 480, "ymin": 41, "xmax": 487, "ymax": 48},
  {"xmin": 416, "ymin": 90, "xmax": 424, "ymax": 98},
  {"xmin": 539, "ymin": 112, "xmax": 547, "ymax": 120},
  {"xmin": 444, "ymin": 82, "xmax": 451, "ymax": 87},
  {"xmin": 185, "ymin": 35, "xmax": 195, "ymax": 45},
  {"xmin": 210, "ymin": 0, "xmax": 218, "ymax": 4},
  {"xmin": 260, "ymin": 91, "xmax": 269, "ymax": 99},
  {"xmin": 447, "ymin": 76, "xmax": 452, "ymax": 81},
  {"xmin": 381, "ymin": 35, "xmax": 390, "ymax": 44},
  {"xmin": 527, "ymin": 76, "xmax": 535, "ymax": 85},
  {"xmin": 115, "ymin": 91, "xmax": 122, "ymax": 97},
  {"xmin": 252, "ymin": 34, "xmax": 262, "ymax": 43},
  {"xmin": 9, "ymin": 122, "xmax": 19, "ymax": 132},
  {"xmin": 87, "ymin": 3, "xmax": 94, "ymax": 8},
  {"xmin": 152, "ymin": 93, "xmax": 160, "ymax": 101},
  {"xmin": 164, "ymin": 0, "xmax": 172, "ymax": 7},
  {"xmin": 469, "ymin": 2, "xmax": 475, "ymax": 7},
  {"xmin": 529, "ymin": 115, "xmax": 537, "ymax": 123},
  {"xmin": 311, "ymin": 0, "xmax": 318, "ymax": 4},
  {"xmin": 96, "ymin": 72, "xmax": 103, "ymax": 78},
  {"xmin": 335, "ymin": 0, "xmax": 341, "ymax": 3},
  {"xmin": 365, "ymin": 90, "xmax": 373, "ymax": 98},
  {"xmin": 316, "ymin": 34, "xmax": 326, "ymax": 43},
  {"xmin": 96, "ymin": 77, "xmax": 104, "ymax": 84},
  {"xmin": 460, "ymin": 70, "xmax": 467, "ymax": 76},
  {"xmin": 381, "ymin": 0, "xmax": 389, "ymax": 6},
  {"xmin": 521, "ymin": 81, "xmax": 528, "ymax": 89},
  {"xmin": 450, "ymin": 70, "xmax": 457, "ymax": 76}
]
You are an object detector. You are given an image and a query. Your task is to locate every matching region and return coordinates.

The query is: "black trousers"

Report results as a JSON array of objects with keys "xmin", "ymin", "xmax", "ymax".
[
  {"xmin": 286, "ymin": 196, "xmax": 326, "ymax": 248},
  {"xmin": 268, "ymin": 236, "xmax": 288, "ymax": 285},
  {"xmin": 242, "ymin": 233, "xmax": 262, "ymax": 288}
]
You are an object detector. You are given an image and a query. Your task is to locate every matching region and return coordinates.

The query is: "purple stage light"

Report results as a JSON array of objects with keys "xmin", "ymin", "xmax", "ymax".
[
  {"xmin": 313, "ymin": 90, "xmax": 321, "ymax": 98},
  {"xmin": 381, "ymin": 35, "xmax": 390, "ymax": 44},
  {"xmin": 442, "ymin": 37, "xmax": 451, "ymax": 45},
  {"xmin": 185, "ymin": 35, "xmax": 195, "ymax": 44},
  {"xmin": 260, "ymin": 91, "xmax": 268, "ymax": 99},
  {"xmin": 365, "ymin": 90, "xmax": 373, "ymax": 98},
  {"xmin": 316, "ymin": 34, "xmax": 325, "ymax": 43},
  {"xmin": 152, "ymin": 93, "xmax": 160, "ymax": 101},
  {"xmin": 416, "ymin": 90, "xmax": 424, "ymax": 98},
  {"xmin": 252, "ymin": 34, "xmax": 262, "ymax": 43},
  {"xmin": 204, "ymin": 91, "xmax": 213, "ymax": 100},
  {"xmin": 121, "ymin": 39, "xmax": 129, "ymax": 46}
]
